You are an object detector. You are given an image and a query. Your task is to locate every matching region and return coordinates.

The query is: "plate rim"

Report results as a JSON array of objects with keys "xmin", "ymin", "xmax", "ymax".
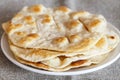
[{"xmin": 1, "ymin": 23, "xmax": 120, "ymax": 76}]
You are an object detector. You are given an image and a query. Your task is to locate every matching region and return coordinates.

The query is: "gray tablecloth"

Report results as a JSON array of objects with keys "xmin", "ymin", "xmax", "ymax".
[{"xmin": 0, "ymin": 0, "xmax": 120, "ymax": 80}]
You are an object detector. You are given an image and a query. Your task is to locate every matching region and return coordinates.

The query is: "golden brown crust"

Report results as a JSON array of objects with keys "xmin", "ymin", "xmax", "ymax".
[
  {"xmin": 68, "ymin": 38, "xmax": 95, "ymax": 52},
  {"xmin": 19, "ymin": 33, "xmax": 39, "ymax": 44},
  {"xmin": 58, "ymin": 56, "xmax": 68, "ymax": 61},
  {"xmin": 89, "ymin": 19, "xmax": 101, "ymax": 28},
  {"xmin": 52, "ymin": 37, "xmax": 69, "ymax": 47},
  {"xmin": 65, "ymin": 20, "xmax": 80, "ymax": 30},
  {"xmin": 55, "ymin": 6, "xmax": 70, "ymax": 13},
  {"xmin": 96, "ymin": 37, "xmax": 106, "ymax": 48},
  {"xmin": 68, "ymin": 34, "xmax": 80, "ymax": 43},
  {"xmin": 27, "ymin": 21, "xmax": 36, "ymax": 26},
  {"xmin": 27, "ymin": 34, "xmax": 39, "ymax": 38},
  {"xmin": 71, "ymin": 60, "xmax": 87, "ymax": 66},
  {"xmin": 28, "ymin": 4, "xmax": 43, "ymax": 13},
  {"xmin": 41, "ymin": 18, "xmax": 51, "ymax": 24},
  {"xmin": 23, "ymin": 16, "xmax": 36, "ymax": 26},
  {"xmin": 15, "ymin": 32, "xmax": 27, "ymax": 36},
  {"xmin": 40, "ymin": 14, "xmax": 52, "ymax": 24},
  {"xmin": 24, "ymin": 16, "xmax": 34, "ymax": 23},
  {"xmin": 2, "ymin": 21, "xmax": 23, "ymax": 34},
  {"xmin": 15, "ymin": 56, "xmax": 49, "ymax": 69}
]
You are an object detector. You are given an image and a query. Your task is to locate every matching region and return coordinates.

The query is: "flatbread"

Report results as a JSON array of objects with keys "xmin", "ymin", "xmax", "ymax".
[
  {"xmin": 1, "ymin": 4, "xmax": 120, "ymax": 72},
  {"xmin": 31, "ymin": 31, "xmax": 120, "ymax": 68},
  {"xmin": 2, "ymin": 5, "xmax": 106, "ymax": 52},
  {"xmin": 15, "ymin": 53, "xmax": 108, "ymax": 72},
  {"xmin": 9, "ymin": 30, "xmax": 119, "ymax": 65}
]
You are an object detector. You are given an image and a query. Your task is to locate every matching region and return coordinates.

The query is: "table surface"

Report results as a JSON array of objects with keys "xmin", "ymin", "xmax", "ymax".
[{"xmin": 0, "ymin": 0, "xmax": 120, "ymax": 80}]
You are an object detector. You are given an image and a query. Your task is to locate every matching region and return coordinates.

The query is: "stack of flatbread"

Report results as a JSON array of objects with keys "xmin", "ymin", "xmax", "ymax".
[{"xmin": 2, "ymin": 4, "xmax": 120, "ymax": 71}]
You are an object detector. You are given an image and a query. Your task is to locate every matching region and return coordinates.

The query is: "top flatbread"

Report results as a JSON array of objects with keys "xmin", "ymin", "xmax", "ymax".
[{"xmin": 2, "ymin": 4, "xmax": 107, "ymax": 52}]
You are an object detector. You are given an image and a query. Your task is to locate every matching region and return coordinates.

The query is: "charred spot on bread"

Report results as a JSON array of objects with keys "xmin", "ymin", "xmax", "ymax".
[{"xmin": 109, "ymin": 36, "xmax": 115, "ymax": 39}]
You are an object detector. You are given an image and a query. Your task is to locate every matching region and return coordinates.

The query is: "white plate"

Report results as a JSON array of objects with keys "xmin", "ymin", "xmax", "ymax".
[{"xmin": 1, "ymin": 23, "xmax": 120, "ymax": 76}]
